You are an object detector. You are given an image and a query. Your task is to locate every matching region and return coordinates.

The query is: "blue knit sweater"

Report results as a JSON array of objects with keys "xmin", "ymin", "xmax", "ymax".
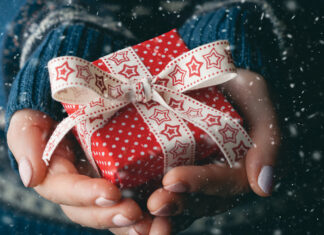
[
  {"xmin": 4, "ymin": 1, "xmax": 281, "ymax": 168},
  {"xmin": 1, "ymin": 0, "xmax": 282, "ymax": 233}
]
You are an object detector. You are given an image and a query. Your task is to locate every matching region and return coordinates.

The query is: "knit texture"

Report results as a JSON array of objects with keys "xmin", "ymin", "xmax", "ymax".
[
  {"xmin": 5, "ymin": 3, "xmax": 281, "ymax": 171},
  {"xmin": 0, "ymin": 2, "xmax": 282, "ymax": 234},
  {"xmin": 5, "ymin": 22, "xmax": 133, "ymax": 170},
  {"xmin": 1, "ymin": 0, "xmax": 135, "ymax": 98},
  {"xmin": 178, "ymin": 3, "xmax": 281, "ymax": 79}
]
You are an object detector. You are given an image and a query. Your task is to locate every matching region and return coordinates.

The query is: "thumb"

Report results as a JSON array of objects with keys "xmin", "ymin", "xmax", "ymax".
[
  {"xmin": 245, "ymin": 122, "xmax": 280, "ymax": 197},
  {"xmin": 218, "ymin": 69, "xmax": 280, "ymax": 197},
  {"xmin": 7, "ymin": 109, "xmax": 56, "ymax": 187}
]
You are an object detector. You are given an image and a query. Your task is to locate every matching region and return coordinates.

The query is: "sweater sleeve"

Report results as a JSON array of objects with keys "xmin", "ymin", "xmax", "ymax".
[
  {"xmin": 178, "ymin": 2, "xmax": 282, "ymax": 80},
  {"xmin": 5, "ymin": 22, "xmax": 131, "ymax": 171}
]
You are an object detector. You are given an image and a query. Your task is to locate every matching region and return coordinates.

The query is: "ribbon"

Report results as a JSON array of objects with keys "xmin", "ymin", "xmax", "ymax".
[{"xmin": 43, "ymin": 40, "xmax": 253, "ymax": 175}]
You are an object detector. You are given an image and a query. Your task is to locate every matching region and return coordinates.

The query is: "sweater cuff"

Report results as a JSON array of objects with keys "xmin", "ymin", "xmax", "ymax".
[
  {"xmin": 5, "ymin": 22, "xmax": 131, "ymax": 171},
  {"xmin": 178, "ymin": 2, "xmax": 281, "ymax": 79}
]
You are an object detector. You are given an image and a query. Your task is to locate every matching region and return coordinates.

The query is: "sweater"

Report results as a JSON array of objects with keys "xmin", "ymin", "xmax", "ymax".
[
  {"xmin": 0, "ymin": 0, "xmax": 284, "ymax": 233},
  {"xmin": 4, "ymin": 0, "xmax": 282, "ymax": 170}
]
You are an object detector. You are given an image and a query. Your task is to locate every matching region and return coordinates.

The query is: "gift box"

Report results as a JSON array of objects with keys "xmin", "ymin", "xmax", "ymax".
[{"xmin": 44, "ymin": 29, "xmax": 252, "ymax": 188}]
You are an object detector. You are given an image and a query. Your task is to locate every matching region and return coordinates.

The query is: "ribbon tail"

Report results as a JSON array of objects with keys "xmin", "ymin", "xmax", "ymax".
[
  {"xmin": 42, "ymin": 107, "xmax": 86, "ymax": 165},
  {"xmin": 42, "ymin": 101, "xmax": 129, "ymax": 166},
  {"xmin": 183, "ymin": 116, "xmax": 253, "ymax": 167},
  {"xmin": 152, "ymin": 87, "xmax": 253, "ymax": 167}
]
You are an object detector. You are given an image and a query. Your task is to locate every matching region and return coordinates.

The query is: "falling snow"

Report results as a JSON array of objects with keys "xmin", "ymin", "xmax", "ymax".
[{"xmin": 0, "ymin": 0, "xmax": 322, "ymax": 234}]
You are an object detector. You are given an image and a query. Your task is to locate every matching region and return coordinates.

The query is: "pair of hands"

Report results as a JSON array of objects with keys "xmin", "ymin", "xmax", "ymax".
[{"xmin": 7, "ymin": 69, "xmax": 280, "ymax": 235}]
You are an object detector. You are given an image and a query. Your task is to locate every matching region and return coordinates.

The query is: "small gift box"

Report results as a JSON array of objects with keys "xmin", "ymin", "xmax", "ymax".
[{"xmin": 43, "ymin": 29, "xmax": 252, "ymax": 188}]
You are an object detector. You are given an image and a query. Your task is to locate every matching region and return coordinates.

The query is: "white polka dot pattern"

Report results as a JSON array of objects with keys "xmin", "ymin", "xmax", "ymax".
[{"xmin": 43, "ymin": 29, "xmax": 252, "ymax": 189}]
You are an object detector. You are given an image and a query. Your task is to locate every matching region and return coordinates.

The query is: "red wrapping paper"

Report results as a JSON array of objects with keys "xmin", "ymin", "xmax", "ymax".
[{"xmin": 61, "ymin": 30, "xmax": 243, "ymax": 188}]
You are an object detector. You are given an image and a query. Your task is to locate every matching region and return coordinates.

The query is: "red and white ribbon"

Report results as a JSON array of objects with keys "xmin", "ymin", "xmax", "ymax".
[{"xmin": 43, "ymin": 40, "xmax": 253, "ymax": 174}]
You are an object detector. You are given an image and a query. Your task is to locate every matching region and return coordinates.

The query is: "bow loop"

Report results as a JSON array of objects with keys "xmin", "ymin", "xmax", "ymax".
[{"xmin": 43, "ymin": 39, "xmax": 253, "ymax": 175}]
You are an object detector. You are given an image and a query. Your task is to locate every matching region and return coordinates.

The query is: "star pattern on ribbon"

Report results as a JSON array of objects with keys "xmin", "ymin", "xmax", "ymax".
[
  {"xmin": 184, "ymin": 107, "xmax": 203, "ymax": 118},
  {"xmin": 219, "ymin": 123, "xmax": 239, "ymax": 144},
  {"xmin": 168, "ymin": 64, "xmax": 187, "ymax": 86},
  {"xmin": 108, "ymin": 51, "xmax": 130, "ymax": 66},
  {"xmin": 203, "ymin": 48, "xmax": 225, "ymax": 70},
  {"xmin": 224, "ymin": 48, "xmax": 234, "ymax": 64},
  {"xmin": 155, "ymin": 78, "xmax": 169, "ymax": 87},
  {"xmin": 169, "ymin": 140, "xmax": 189, "ymax": 159},
  {"xmin": 149, "ymin": 109, "xmax": 172, "ymax": 125},
  {"xmin": 108, "ymin": 85, "xmax": 123, "ymax": 99},
  {"xmin": 55, "ymin": 61, "xmax": 74, "ymax": 81},
  {"xmin": 201, "ymin": 114, "xmax": 222, "ymax": 127},
  {"xmin": 232, "ymin": 140, "xmax": 249, "ymax": 160},
  {"xmin": 44, "ymin": 38, "xmax": 252, "ymax": 183},
  {"xmin": 118, "ymin": 64, "xmax": 139, "ymax": 79},
  {"xmin": 160, "ymin": 124, "xmax": 181, "ymax": 141},
  {"xmin": 169, "ymin": 98, "xmax": 185, "ymax": 111},
  {"xmin": 90, "ymin": 98, "xmax": 105, "ymax": 107},
  {"xmin": 76, "ymin": 64, "xmax": 93, "ymax": 83},
  {"xmin": 89, "ymin": 114, "xmax": 104, "ymax": 123},
  {"xmin": 70, "ymin": 108, "xmax": 86, "ymax": 120},
  {"xmin": 186, "ymin": 56, "xmax": 203, "ymax": 77},
  {"xmin": 95, "ymin": 74, "xmax": 107, "ymax": 93},
  {"xmin": 142, "ymin": 101, "xmax": 160, "ymax": 110},
  {"xmin": 169, "ymin": 157, "xmax": 190, "ymax": 167}
]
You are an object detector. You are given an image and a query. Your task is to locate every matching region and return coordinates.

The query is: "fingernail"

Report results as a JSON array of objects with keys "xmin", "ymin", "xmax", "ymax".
[
  {"xmin": 95, "ymin": 197, "xmax": 117, "ymax": 207},
  {"xmin": 128, "ymin": 227, "xmax": 140, "ymax": 235},
  {"xmin": 18, "ymin": 159, "xmax": 32, "ymax": 187},
  {"xmin": 258, "ymin": 166, "xmax": 273, "ymax": 194},
  {"xmin": 164, "ymin": 182, "xmax": 188, "ymax": 193},
  {"xmin": 112, "ymin": 214, "xmax": 135, "ymax": 227},
  {"xmin": 151, "ymin": 203, "xmax": 178, "ymax": 216}
]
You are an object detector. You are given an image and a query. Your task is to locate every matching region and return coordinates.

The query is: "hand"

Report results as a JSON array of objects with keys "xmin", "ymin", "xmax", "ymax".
[
  {"xmin": 137, "ymin": 69, "xmax": 280, "ymax": 233},
  {"xmin": 7, "ymin": 109, "xmax": 173, "ymax": 235},
  {"xmin": 7, "ymin": 109, "xmax": 144, "ymax": 230},
  {"xmin": 6, "ymin": 68, "xmax": 279, "ymax": 234}
]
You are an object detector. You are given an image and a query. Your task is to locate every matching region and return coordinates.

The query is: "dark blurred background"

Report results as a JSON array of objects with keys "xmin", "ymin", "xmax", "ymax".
[{"xmin": 0, "ymin": 0, "xmax": 323, "ymax": 234}]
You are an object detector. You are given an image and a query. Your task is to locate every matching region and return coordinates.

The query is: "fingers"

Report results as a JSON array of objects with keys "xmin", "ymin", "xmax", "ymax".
[
  {"xmin": 34, "ymin": 155, "xmax": 121, "ymax": 207},
  {"xmin": 148, "ymin": 188, "xmax": 241, "ymax": 218},
  {"xmin": 7, "ymin": 109, "xmax": 58, "ymax": 187},
  {"xmin": 61, "ymin": 198, "xmax": 143, "ymax": 229},
  {"xmin": 35, "ymin": 173, "xmax": 122, "ymax": 207},
  {"xmin": 151, "ymin": 163, "xmax": 248, "ymax": 217},
  {"xmin": 149, "ymin": 217, "xmax": 171, "ymax": 235},
  {"xmin": 7, "ymin": 110, "xmax": 147, "ymax": 232},
  {"xmin": 147, "ymin": 188, "xmax": 185, "ymax": 217},
  {"xmin": 245, "ymin": 123, "xmax": 279, "ymax": 196},
  {"xmin": 129, "ymin": 214, "xmax": 153, "ymax": 235},
  {"xmin": 109, "ymin": 227, "xmax": 129, "ymax": 235},
  {"xmin": 219, "ymin": 69, "xmax": 280, "ymax": 196},
  {"xmin": 161, "ymin": 162, "xmax": 248, "ymax": 196},
  {"xmin": 110, "ymin": 214, "xmax": 153, "ymax": 235}
]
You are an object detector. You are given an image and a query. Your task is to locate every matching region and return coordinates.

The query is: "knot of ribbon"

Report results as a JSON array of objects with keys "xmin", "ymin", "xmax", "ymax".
[
  {"xmin": 43, "ymin": 40, "xmax": 253, "ymax": 174},
  {"xmin": 130, "ymin": 77, "xmax": 152, "ymax": 103}
]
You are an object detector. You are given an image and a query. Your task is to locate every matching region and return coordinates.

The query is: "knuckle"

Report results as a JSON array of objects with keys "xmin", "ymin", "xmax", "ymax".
[
  {"xmin": 168, "ymin": 166, "xmax": 191, "ymax": 181},
  {"xmin": 122, "ymin": 199, "xmax": 141, "ymax": 219},
  {"xmin": 89, "ymin": 179, "xmax": 120, "ymax": 200},
  {"xmin": 93, "ymin": 210, "xmax": 111, "ymax": 229},
  {"xmin": 91, "ymin": 179, "xmax": 110, "ymax": 191},
  {"xmin": 97, "ymin": 180, "xmax": 119, "ymax": 198}
]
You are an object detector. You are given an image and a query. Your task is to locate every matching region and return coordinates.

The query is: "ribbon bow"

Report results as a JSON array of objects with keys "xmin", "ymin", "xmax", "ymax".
[{"xmin": 43, "ymin": 40, "xmax": 253, "ymax": 174}]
